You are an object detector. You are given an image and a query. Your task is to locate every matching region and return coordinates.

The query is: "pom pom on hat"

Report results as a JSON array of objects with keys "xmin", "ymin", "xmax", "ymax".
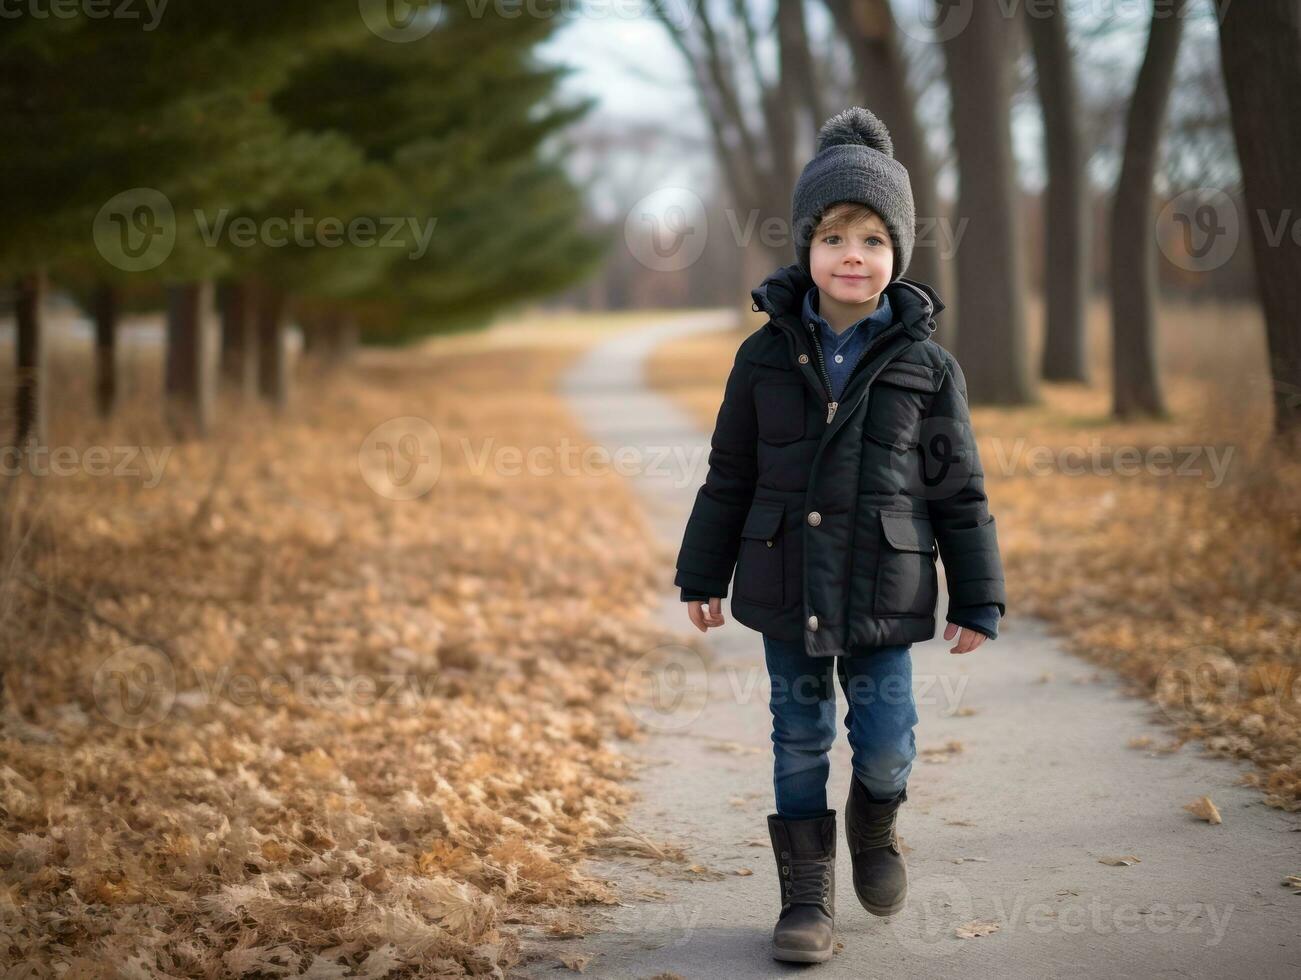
[{"xmin": 815, "ymin": 106, "xmax": 894, "ymax": 158}]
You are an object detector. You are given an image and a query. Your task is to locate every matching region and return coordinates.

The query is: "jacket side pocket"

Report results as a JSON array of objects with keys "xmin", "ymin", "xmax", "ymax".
[
  {"xmin": 733, "ymin": 499, "xmax": 786, "ymax": 607},
  {"xmin": 874, "ymin": 512, "xmax": 938, "ymax": 616}
]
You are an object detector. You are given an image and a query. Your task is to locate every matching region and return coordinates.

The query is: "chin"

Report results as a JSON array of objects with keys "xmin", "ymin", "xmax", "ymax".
[{"xmin": 831, "ymin": 280, "xmax": 872, "ymax": 297}]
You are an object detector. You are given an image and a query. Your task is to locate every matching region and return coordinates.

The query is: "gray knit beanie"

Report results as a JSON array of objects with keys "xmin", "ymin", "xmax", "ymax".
[{"xmin": 791, "ymin": 107, "xmax": 916, "ymax": 282}]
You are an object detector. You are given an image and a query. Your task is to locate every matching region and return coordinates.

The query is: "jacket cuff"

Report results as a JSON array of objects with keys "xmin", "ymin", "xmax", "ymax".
[
  {"xmin": 946, "ymin": 603, "xmax": 1001, "ymax": 640},
  {"xmin": 935, "ymin": 516, "xmax": 1006, "ymax": 612},
  {"xmin": 674, "ymin": 569, "xmax": 729, "ymax": 600}
]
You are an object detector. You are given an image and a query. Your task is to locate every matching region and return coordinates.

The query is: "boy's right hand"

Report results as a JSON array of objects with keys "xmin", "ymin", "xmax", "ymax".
[{"xmin": 686, "ymin": 597, "xmax": 725, "ymax": 632}]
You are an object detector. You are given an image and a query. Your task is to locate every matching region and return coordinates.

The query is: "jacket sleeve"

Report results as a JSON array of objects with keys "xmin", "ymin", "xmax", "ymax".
[
  {"xmin": 947, "ymin": 603, "xmax": 1001, "ymax": 640},
  {"xmin": 673, "ymin": 343, "xmax": 759, "ymax": 599},
  {"xmin": 924, "ymin": 354, "xmax": 1007, "ymax": 620}
]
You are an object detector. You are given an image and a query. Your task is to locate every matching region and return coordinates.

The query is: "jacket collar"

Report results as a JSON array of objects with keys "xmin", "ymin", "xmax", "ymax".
[{"xmin": 751, "ymin": 263, "xmax": 942, "ymax": 344}]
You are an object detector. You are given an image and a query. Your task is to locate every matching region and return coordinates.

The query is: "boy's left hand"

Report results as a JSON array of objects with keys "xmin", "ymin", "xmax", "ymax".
[{"xmin": 943, "ymin": 622, "xmax": 987, "ymax": 655}]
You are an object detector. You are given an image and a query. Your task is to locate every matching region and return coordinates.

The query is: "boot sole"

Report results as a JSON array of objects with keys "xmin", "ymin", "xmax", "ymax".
[
  {"xmin": 856, "ymin": 894, "xmax": 905, "ymax": 917},
  {"xmin": 773, "ymin": 943, "xmax": 833, "ymax": 963}
]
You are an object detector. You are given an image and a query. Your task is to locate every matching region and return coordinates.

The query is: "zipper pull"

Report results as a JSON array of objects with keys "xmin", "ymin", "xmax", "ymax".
[{"xmin": 826, "ymin": 401, "xmax": 838, "ymax": 423}]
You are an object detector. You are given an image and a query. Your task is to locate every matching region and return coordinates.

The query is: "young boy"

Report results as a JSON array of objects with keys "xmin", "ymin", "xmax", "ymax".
[{"xmin": 673, "ymin": 106, "xmax": 1006, "ymax": 963}]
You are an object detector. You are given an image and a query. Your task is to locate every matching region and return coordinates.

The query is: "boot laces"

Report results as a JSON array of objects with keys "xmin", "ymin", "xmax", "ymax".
[
  {"xmin": 782, "ymin": 851, "xmax": 831, "ymax": 906},
  {"xmin": 849, "ymin": 811, "xmax": 897, "ymax": 853}
]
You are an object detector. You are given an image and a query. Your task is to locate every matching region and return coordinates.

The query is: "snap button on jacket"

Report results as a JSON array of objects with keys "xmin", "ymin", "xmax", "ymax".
[{"xmin": 673, "ymin": 264, "xmax": 1007, "ymax": 658}]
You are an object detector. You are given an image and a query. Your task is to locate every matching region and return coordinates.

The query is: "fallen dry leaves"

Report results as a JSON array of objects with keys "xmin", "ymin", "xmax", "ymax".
[
  {"xmin": 919, "ymin": 739, "xmax": 965, "ymax": 764},
  {"xmin": 0, "ymin": 330, "xmax": 672, "ymax": 976},
  {"xmin": 955, "ymin": 919, "xmax": 1001, "ymax": 938},
  {"xmin": 1184, "ymin": 796, "xmax": 1223, "ymax": 825}
]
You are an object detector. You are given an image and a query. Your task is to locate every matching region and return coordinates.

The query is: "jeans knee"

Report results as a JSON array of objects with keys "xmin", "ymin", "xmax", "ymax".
[
  {"xmin": 771, "ymin": 711, "xmax": 835, "ymax": 756},
  {"xmin": 850, "ymin": 736, "xmax": 915, "ymax": 792}
]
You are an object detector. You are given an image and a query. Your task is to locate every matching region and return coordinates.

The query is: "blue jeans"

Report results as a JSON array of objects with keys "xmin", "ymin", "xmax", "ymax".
[{"xmin": 763, "ymin": 633, "xmax": 918, "ymax": 818}]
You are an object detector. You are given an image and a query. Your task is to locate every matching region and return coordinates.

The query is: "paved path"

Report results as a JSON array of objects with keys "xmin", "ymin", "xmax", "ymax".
[{"xmin": 517, "ymin": 312, "xmax": 1299, "ymax": 979}]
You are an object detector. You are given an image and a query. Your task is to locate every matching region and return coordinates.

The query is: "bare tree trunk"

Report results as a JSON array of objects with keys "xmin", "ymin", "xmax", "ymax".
[
  {"xmin": 317, "ymin": 312, "xmax": 359, "ymax": 364},
  {"xmin": 256, "ymin": 285, "xmax": 290, "ymax": 411},
  {"xmin": 12, "ymin": 272, "xmax": 46, "ymax": 450},
  {"xmin": 826, "ymin": 0, "xmax": 950, "ymax": 316},
  {"xmin": 93, "ymin": 282, "xmax": 118, "ymax": 419},
  {"xmin": 775, "ymin": 0, "xmax": 820, "ymax": 178},
  {"xmin": 941, "ymin": 0, "xmax": 1036, "ymax": 405},
  {"xmin": 218, "ymin": 280, "xmax": 258, "ymax": 400},
  {"xmin": 1026, "ymin": 0, "xmax": 1090, "ymax": 384},
  {"xmin": 1218, "ymin": 0, "xmax": 1301, "ymax": 446},
  {"xmin": 1110, "ymin": 0, "xmax": 1187, "ymax": 420},
  {"xmin": 164, "ymin": 281, "xmax": 218, "ymax": 438},
  {"xmin": 650, "ymin": 3, "xmax": 810, "ymax": 276}
]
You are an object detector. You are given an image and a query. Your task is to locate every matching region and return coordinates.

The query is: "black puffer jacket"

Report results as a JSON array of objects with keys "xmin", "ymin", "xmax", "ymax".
[{"xmin": 674, "ymin": 264, "xmax": 1006, "ymax": 658}]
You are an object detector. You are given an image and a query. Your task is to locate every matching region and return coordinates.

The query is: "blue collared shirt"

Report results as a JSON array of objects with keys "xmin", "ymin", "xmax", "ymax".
[{"xmin": 802, "ymin": 286, "xmax": 894, "ymax": 402}]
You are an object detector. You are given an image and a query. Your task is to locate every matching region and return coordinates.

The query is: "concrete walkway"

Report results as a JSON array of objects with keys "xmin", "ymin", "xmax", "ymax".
[{"xmin": 517, "ymin": 312, "xmax": 1299, "ymax": 979}]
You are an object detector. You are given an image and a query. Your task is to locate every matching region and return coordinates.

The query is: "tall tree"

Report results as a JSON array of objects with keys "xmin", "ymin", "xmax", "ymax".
[
  {"xmin": 1217, "ymin": 0, "xmax": 1301, "ymax": 445},
  {"xmin": 1110, "ymin": 0, "xmax": 1189, "ymax": 420},
  {"xmin": 268, "ymin": 3, "xmax": 605, "ymax": 343},
  {"xmin": 1026, "ymin": 0, "xmax": 1090, "ymax": 383},
  {"xmin": 825, "ymin": 0, "xmax": 949, "ymax": 307},
  {"xmin": 0, "ymin": 2, "xmax": 362, "ymax": 434},
  {"xmin": 648, "ymin": 0, "xmax": 826, "ymax": 284},
  {"xmin": 940, "ymin": 0, "xmax": 1036, "ymax": 404},
  {"xmin": 11, "ymin": 273, "xmax": 46, "ymax": 450}
]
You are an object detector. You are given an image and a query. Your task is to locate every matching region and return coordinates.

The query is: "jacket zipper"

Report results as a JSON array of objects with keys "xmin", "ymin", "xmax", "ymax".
[{"xmin": 805, "ymin": 324, "xmax": 839, "ymax": 422}]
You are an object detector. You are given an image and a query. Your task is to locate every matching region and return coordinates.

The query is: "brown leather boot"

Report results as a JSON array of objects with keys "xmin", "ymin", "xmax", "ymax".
[
  {"xmin": 844, "ymin": 777, "xmax": 908, "ymax": 916},
  {"xmin": 766, "ymin": 810, "xmax": 836, "ymax": 963}
]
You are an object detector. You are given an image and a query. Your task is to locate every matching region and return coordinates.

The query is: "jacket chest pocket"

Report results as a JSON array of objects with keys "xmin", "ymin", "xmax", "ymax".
[
  {"xmin": 734, "ymin": 499, "xmax": 786, "ymax": 607},
  {"xmin": 867, "ymin": 364, "xmax": 939, "ymax": 451},
  {"xmin": 874, "ymin": 512, "xmax": 938, "ymax": 616},
  {"xmin": 754, "ymin": 381, "xmax": 806, "ymax": 445}
]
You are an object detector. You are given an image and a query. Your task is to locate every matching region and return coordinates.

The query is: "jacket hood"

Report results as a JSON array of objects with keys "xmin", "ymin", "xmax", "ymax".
[{"xmin": 751, "ymin": 263, "xmax": 943, "ymax": 343}]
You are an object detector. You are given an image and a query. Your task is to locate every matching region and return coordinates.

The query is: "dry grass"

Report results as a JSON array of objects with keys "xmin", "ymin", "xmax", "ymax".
[
  {"xmin": 0, "ymin": 313, "xmax": 682, "ymax": 977},
  {"xmin": 647, "ymin": 295, "xmax": 1301, "ymax": 812}
]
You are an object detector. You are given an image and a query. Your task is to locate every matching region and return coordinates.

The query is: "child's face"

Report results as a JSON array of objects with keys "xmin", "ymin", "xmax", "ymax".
[{"xmin": 808, "ymin": 211, "xmax": 894, "ymax": 307}]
